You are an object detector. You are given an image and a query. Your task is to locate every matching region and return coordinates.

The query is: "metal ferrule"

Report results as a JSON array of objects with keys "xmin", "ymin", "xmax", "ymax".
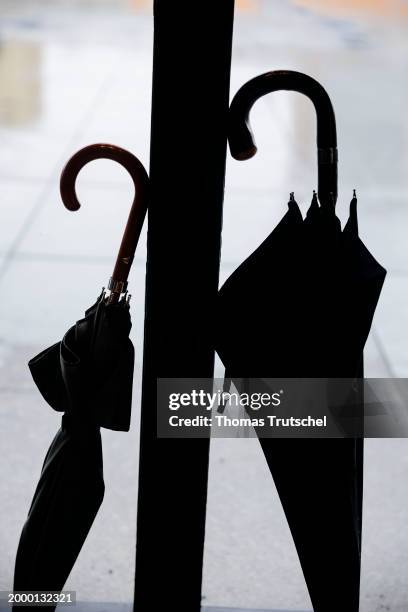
[{"xmin": 108, "ymin": 277, "xmax": 128, "ymax": 295}]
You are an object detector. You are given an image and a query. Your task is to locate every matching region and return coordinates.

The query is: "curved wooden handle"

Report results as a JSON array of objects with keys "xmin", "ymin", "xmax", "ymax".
[
  {"xmin": 60, "ymin": 143, "xmax": 149, "ymax": 300},
  {"xmin": 229, "ymin": 70, "xmax": 338, "ymax": 206}
]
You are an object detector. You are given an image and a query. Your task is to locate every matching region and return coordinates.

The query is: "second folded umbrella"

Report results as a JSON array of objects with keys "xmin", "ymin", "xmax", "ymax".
[{"xmin": 216, "ymin": 70, "xmax": 386, "ymax": 612}]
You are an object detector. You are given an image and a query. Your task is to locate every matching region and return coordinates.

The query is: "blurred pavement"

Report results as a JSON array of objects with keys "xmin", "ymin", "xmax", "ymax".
[{"xmin": 0, "ymin": 1, "xmax": 407, "ymax": 611}]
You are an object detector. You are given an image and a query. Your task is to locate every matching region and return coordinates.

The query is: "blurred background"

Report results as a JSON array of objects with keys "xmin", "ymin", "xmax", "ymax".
[{"xmin": 0, "ymin": 1, "xmax": 407, "ymax": 611}]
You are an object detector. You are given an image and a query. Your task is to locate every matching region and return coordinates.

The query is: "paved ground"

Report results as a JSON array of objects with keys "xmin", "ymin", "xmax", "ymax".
[
  {"xmin": 0, "ymin": 605, "xmax": 306, "ymax": 612},
  {"xmin": 0, "ymin": 1, "xmax": 407, "ymax": 611}
]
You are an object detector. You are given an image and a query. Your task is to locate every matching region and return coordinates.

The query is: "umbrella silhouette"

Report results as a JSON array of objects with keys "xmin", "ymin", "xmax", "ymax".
[
  {"xmin": 13, "ymin": 144, "xmax": 149, "ymax": 603},
  {"xmin": 216, "ymin": 71, "xmax": 386, "ymax": 611}
]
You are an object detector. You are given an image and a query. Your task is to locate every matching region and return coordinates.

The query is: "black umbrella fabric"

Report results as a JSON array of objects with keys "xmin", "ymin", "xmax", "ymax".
[
  {"xmin": 216, "ymin": 71, "xmax": 386, "ymax": 612},
  {"xmin": 13, "ymin": 144, "xmax": 149, "ymax": 607},
  {"xmin": 13, "ymin": 412, "xmax": 104, "ymax": 595}
]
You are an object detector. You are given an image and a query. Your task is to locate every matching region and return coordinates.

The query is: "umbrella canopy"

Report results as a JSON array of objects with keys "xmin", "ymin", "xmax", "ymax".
[
  {"xmin": 216, "ymin": 71, "xmax": 386, "ymax": 612},
  {"xmin": 13, "ymin": 144, "xmax": 149, "ymax": 604}
]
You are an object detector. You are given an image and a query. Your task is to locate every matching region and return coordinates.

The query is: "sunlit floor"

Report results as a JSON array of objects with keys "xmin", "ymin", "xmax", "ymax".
[{"xmin": 0, "ymin": 1, "xmax": 407, "ymax": 611}]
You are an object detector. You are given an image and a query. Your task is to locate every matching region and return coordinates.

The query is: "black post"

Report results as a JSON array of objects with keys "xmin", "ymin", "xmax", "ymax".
[{"xmin": 134, "ymin": 2, "xmax": 235, "ymax": 611}]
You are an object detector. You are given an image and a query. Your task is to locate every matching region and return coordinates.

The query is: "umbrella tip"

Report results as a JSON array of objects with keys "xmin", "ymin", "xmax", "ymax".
[
  {"xmin": 290, "ymin": 191, "xmax": 295, "ymax": 201},
  {"xmin": 353, "ymin": 188, "xmax": 357, "ymax": 199}
]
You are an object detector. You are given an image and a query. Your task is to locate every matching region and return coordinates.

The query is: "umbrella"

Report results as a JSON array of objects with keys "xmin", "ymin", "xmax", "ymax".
[
  {"xmin": 216, "ymin": 71, "xmax": 386, "ymax": 611},
  {"xmin": 13, "ymin": 144, "xmax": 149, "ymax": 603}
]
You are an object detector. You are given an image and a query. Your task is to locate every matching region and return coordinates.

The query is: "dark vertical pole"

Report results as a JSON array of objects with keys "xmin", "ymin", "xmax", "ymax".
[{"xmin": 134, "ymin": 2, "xmax": 235, "ymax": 611}]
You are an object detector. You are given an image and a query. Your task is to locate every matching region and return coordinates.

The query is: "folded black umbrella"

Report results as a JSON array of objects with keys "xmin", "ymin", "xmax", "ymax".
[
  {"xmin": 216, "ymin": 71, "xmax": 386, "ymax": 612},
  {"xmin": 13, "ymin": 144, "xmax": 149, "ymax": 606}
]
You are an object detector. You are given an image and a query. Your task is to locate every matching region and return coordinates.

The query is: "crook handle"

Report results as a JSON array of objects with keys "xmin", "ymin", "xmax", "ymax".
[
  {"xmin": 229, "ymin": 70, "xmax": 338, "ymax": 206},
  {"xmin": 60, "ymin": 143, "xmax": 149, "ymax": 301}
]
